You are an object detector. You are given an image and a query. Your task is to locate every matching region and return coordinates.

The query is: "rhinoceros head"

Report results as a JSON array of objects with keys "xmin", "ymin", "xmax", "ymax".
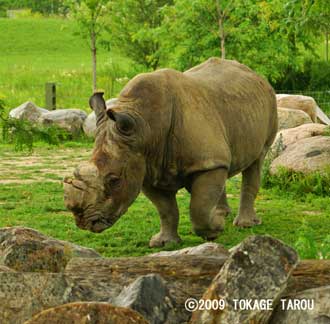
[{"xmin": 63, "ymin": 91, "xmax": 147, "ymax": 233}]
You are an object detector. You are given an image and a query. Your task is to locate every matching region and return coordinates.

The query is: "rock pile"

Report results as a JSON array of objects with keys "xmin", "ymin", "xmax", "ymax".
[
  {"xmin": 1, "ymin": 227, "xmax": 330, "ymax": 323},
  {"xmin": 9, "ymin": 98, "xmax": 117, "ymax": 138},
  {"xmin": 270, "ymin": 94, "xmax": 330, "ymax": 174}
]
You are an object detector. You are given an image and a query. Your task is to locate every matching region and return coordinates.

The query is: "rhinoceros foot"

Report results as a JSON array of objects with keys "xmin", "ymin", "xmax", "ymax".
[
  {"xmin": 233, "ymin": 211, "xmax": 262, "ymax": 227},
  {"xmin": 149, "ymin": 232, "xmax": 182, "ymax": 248}
]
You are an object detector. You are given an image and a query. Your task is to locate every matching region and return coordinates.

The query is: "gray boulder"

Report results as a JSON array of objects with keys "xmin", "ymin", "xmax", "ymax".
[
  {"xmin": 0, "ymin": 272, "xmax": 71, "ymax": 324},
  {"xmin": 38, "ymin": 109, "xmax": 87, "ymax": 134},
  {"xmin": 113, "ymin": 274, "xmax": 177, "ymax": 324},
  {"xmin": 9, "ymin": 101, "xmax": 49, "ymax": 123},
  {"xmin": 271, "ymin": 136, "xmax": 330, "ymax": 175},
  {"xmin": 83, "ymin": 111, "xmax": 96, "ymax": 137},
  {"xmin": 191, "ymin": 235, "xmax": 298, "ymax": 324},
  {"xmin": 83, "ymin": 98, "xmax": 118, "ymax": 138},
  {"xmin": 149, "ymin": 242, "xmax": 228, "ymax": 258},
  {"xmin": 270, "ymin": 286, "xmax": 330, "ymax": 324},
  {"xmin": 278, "ymin": 107, "xmax": 312, "ymax": 130},
  {"xmin": 0, "ymin": 226, "xmax": 100, "ymax": 272}
]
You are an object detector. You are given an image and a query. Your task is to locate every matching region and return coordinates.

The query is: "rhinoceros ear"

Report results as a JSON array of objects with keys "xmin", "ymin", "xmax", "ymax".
[
  {"xmin": 106, "ymin": 109, "xmax": 135, "ymax": 135},
  {"xmin": 89, "ymin": 91, "xmax": 106, "ymax": 126}
]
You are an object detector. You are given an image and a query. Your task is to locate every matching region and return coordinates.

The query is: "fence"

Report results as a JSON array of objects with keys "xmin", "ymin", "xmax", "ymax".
[{"xmin": 276, "ymin": 90, "xmax": 330, "ymax": 114}]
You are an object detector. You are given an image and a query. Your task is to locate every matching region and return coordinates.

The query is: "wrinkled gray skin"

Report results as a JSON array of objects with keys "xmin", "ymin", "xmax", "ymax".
[{"xmin": 64, "ymin": 58, "xmax": 278, "ymax": 247}]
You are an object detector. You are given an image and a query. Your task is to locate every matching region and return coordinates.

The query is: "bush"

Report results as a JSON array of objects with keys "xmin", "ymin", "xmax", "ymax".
[
  {"xmin": 309, "ymin": 61, "xmax": 330, "ymax": 91},
  {"xmin": 0, "ymin": 99, "xmax": 86, "ymax": 152}
]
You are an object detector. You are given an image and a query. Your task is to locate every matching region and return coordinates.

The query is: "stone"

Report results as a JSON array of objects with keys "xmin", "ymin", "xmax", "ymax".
[
  {"xmin": 271, "ymin": 136, "xmax": 330, "ymax": 174},
  {"xmin": 270, "ymin": 286, "xmax": 330, "ymax": 324},
  {"xmin": 270, "ymin": 123, "xmax": 329, "ymax": 157},
  {"xmin": 23, "ymin": 302, "xmax": 148, "ymax": 324},
  {"xmin": 38, "ymin": 109, "xmax": 87, "ymax": 134},
  {"xmin": 277, "ymin": 107, "xmax": 312, "ymax": 130},
  {"xmin": 82, "ymin": 111, "xmax": 96, "ymax": 137},
  {"xmin": 149, "ymin": 242, "xmax": 229, "ymax": 258},
  {"xmin": 276, "ymin": 94, "xmax": 318, "ymax": 122},
  {"xmin": 0, "ymin": 226, "xmax": 100, "ymax": 272},
  {"xmin": 113, "ymin": 274, "xmax": 177, "ymax": 324},
  {"xmin": 9, "ymin": 101, "xmax": 49, "ymax": 123},
  {"xmin": 83, "ymin": 98, "xmax": 118, "ymax": 138},
  {"xmin": 191, "ymin": 235, "xmax": 298, "ymax": 324},
  {"xmin": 0, "ymin": 272, "xmax": 71, "ymax": 324},
  {"xmin": 316, "ymin": 106, "xmax": 330, "ymax": 125}
]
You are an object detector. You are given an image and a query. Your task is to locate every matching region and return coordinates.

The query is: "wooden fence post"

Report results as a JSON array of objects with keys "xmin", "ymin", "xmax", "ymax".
[{"xmin": 45, "ymin": 82, "xmax": 56, "ymax": 110}]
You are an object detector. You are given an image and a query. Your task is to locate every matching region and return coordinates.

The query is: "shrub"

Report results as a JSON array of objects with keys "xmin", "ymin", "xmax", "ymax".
[
  {"xmin": 309, "ymin": 61, "xmax": 330, "ymax": 91},
  {"xmin": 295, "ymin": 221, "xmax": 330, "ymax": 259},
  {"xmin": 0, "ymin": 98, "xmax": 85, "ymax": 152}
]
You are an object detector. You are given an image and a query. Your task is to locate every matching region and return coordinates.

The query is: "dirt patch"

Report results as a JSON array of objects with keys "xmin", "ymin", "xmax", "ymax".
[{"xmin": 0, "ymin": 148, "xmax": 90, "ymax": 184}]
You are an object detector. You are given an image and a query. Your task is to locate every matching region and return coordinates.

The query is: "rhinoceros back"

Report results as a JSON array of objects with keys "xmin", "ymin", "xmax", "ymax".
[{"xmin": 176, "ymin": 58, "xmax": 277, "ymax": 176}]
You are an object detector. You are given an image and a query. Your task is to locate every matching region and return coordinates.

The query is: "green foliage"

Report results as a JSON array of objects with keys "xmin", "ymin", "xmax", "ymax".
[
  {"xmin": 262, "ymin": 134, "xmax": 285, "ymax": 188},
  {"xmin": 108, "ymin": 0, "xmax": 172, "ymax": 70},
  {"xmin": 0, "ymin": 99, "xmax": 73, "ymax": 152},
  {"xmin": 263, "ymin": 166, "xmax": 330, "ymax": 197},
  {"xmin": 295, "ymin": 221, "xmax": 330, "ymax": 259},
  {"xmin": 309, "ymin": 61, "xmax": 330, "ymax": 90},
  {"xmin": 159, "ymin": 0, "xmax": 316, "ymax": 84},
  {"xmin": 4, "ymin": 0, "xmax": 70, "ymax": 15}
]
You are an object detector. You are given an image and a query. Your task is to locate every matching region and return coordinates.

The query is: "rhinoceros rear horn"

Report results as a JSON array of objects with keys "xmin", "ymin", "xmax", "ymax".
[{"xmin": 89, "ymin": 91, "xmax": 106, "ymax": 125}]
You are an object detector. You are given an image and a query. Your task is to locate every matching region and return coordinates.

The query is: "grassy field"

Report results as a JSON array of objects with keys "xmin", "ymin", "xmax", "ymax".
[
  {"xmin": 1, "ymin": 17, "xmax": 330, "ymax": 259},
  {"xmin": 1, "ymin": 144, "xmax": 330, "ymax": 258},
  {"xmin": 0, "ymin": 17, "xmax": 143, "ymax": 113}
]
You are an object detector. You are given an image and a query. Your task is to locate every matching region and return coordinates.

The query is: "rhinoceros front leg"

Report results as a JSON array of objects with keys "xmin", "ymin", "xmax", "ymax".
[
  {"xmin": 142, "ymin": 185, "xmax": 182, "ymax": 248},
  {"xmin": 218, "ymin": 186, "xmax": 231, "ymax": 216},
  {"xmin": 233, "ymin": 157, "xmax": 263, "ymax": 227},
  {"xmin": 190, "ymin": 168, "xmax": 228, "ymax": 240}
]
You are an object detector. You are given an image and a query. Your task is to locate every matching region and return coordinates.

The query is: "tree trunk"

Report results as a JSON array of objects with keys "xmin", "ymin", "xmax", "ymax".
[
  {"xmin": 65, "ymin": 256, "xmax": 330, "ymax": 307},
  {"xmin": 216, "ymin": 0, "xmax": 226, "ymax": 59},
  {"xmin": 91, "ymin": 29, "xmax": 97, "ymax": 92},
  {"xmin": 219, "ymin": 16, "xmax": 225, "ymax": 59}
]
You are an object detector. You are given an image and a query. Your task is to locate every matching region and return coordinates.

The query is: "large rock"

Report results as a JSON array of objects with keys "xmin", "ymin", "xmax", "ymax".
[
  {"xmin": 271, "ymin": 136, "xmax": 330, "ymax": 174},
  {"xmin": 23, "ymin": 302, "xmax": 148, "ymax": 324},
  {"xmin": 0, "ymin": 226, "xmax": 100, "ymax": 272},
  {"xmin": 38, "ymin": 109, "xmax": 87, "ymax": 134},
  {"xmin": 270, "ymin": 123, "xmax": 329, "ymax": 158},
  {"xmin": 277, "ymin": 107, "xmax": 312, "ymax": 130},
  {"xmin": 191, "ymin": 235, "xmax": 298, "ymax": 324},
  {"xmin": 149, "ymin": 242, "xmax": 228, "ymax": 258},
  {"xmin": 276, "ymin": 94, "xmax": 317, "ymax": 122},
  {"xmin": 270, "ymin": 286, "xmax": 330, "ymax": 324},
  {"xmin": 9, "ymin": 101, "xmax": 49, "ymax": 123},
  {"xmin": 83, "ymin": 98, "xmax": 118, "ymax": 138},
  {"xmin": 0, "ymin": 272, "xmax": 71, "ymax": 324},
  {"xmin": 113, "ymin": 274, "xmax": 177, "ymax": 324},
  {"xmin": 83, "ymin": 111, "xmax": 96, "ymax": 137}
]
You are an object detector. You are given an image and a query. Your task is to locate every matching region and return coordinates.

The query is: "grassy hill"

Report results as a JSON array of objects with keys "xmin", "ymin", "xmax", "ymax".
[{"xmin": 0, "ymin": 17, "xmax": 138, "ymax": 112}]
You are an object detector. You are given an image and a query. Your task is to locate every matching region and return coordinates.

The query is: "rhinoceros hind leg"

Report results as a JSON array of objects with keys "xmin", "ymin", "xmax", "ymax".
[
  {"xmin": 189, "ymin": 168, "xmax": 228, "ymax": 240},
  {"xmin": 142, "ymin": 186, "xmax": 182, "ymax": 248},
  {"xmin": 233, "ymin": 155, "xmax": 263, "ymax": 227}
]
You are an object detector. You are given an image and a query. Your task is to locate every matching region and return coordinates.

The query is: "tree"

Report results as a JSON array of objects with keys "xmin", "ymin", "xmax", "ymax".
[
  {"xmin": 215, "ymin": 0, "xmax": 234, "ymax": 59},
  {"xmin": 160, "ymin": 0, "xmax": 317, "ymax": 86},
  {"xmin": 108, "ymin": 0, "xmax": 172, "ymax": 70},
  {"xmin": 69, "ymin": 0, "xmax": 110, "ymax": 91}
]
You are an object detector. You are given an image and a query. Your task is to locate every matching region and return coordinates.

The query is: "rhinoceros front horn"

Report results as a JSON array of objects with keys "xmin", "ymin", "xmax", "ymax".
[{"xmin": 89, "ymin": 91, "xmax": 106, "ymax": 126}]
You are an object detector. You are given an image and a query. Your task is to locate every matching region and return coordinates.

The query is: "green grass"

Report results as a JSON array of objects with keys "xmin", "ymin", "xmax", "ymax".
[
  {"xmin": 0, "ymin": 17, "xmax": 144, "ymax": 114},
  {"xmin": 1, "ymin": 145, "xmax": 330, "ymax": 258}
]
